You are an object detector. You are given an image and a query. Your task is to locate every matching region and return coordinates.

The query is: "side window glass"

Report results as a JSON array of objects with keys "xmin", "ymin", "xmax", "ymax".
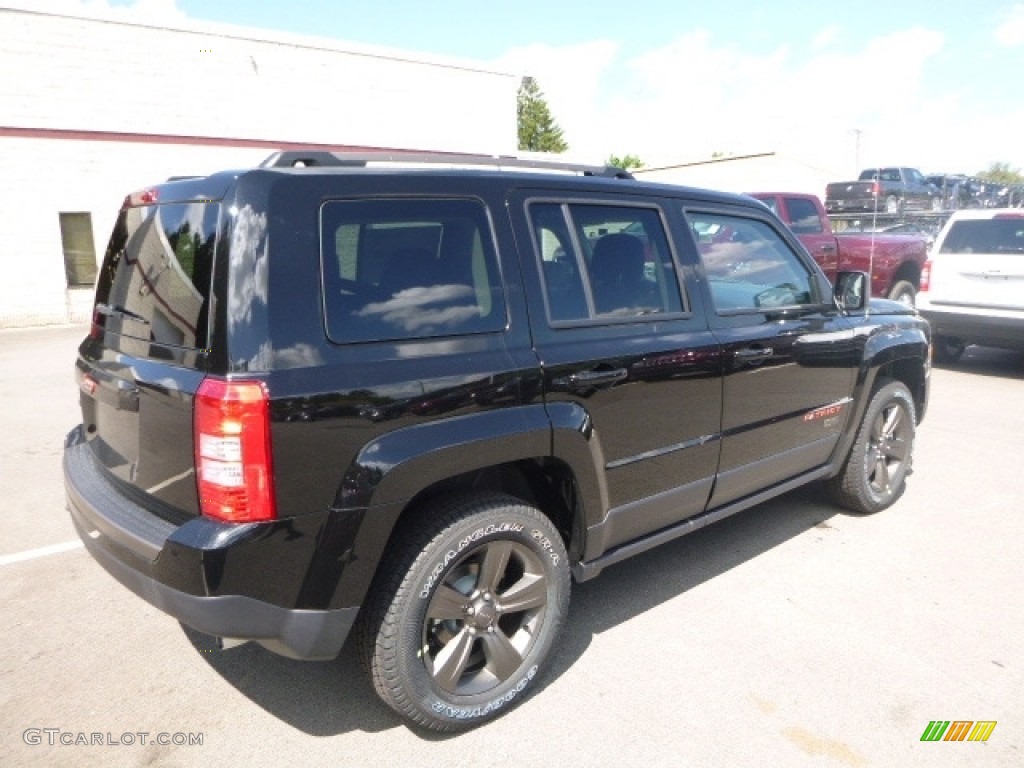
[
  {"xmin": 320, "ymin": 198, "xmax": 505, "ymax": 343},
  {"xmin": 687, "ymin": 212, "xmax": 816, "ymax": 313},
  {"xmin": 530, "ymin": 203, "xmax": 589, "ymax": 321},
  {"xmin": 528, "ymin": 202, "xmax": 684, "ymax": 323},
  {"xmin": 785, "ymin": 198, "xmax": 824, "ymax": 234}
]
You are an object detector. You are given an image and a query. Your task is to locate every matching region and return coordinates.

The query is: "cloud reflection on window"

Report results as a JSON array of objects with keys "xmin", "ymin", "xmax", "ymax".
[{"xmin": 356, "ymin": 284, "xmax": 481, "ymax": 334}]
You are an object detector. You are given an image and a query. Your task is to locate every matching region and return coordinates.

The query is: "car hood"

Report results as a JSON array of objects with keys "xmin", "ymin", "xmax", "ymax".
[{"xmin": 868, "ymin": 298, "xmax": 919, "ymax": 315}]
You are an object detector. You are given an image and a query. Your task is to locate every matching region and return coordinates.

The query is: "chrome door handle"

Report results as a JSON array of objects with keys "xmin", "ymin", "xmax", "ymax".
[
  {"xmin": 553, "ymin": 368, "xmax": 628, "ymax": 392},
  {"xmin": 734, "ymin": 347, "xmax": 773, "ymax": 360}
]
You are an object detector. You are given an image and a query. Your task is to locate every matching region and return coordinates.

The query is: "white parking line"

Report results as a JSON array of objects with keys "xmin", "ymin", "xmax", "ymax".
[{"xmin": 0, "ymin": 540, "xmax": 83, "ymax": 566}]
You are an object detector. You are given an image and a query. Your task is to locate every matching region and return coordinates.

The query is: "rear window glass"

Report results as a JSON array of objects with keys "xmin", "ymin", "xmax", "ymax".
[
  {"xmin": 95, "ymin": 202, "xmax": 218, "ymax": 350},
  {"xmin": 320, "ymin": 198, "xmax": 506, "ymax": 343},
  {"xmin": 939, "ymin": 218, "xmax": 1024, "ymax": 254}
]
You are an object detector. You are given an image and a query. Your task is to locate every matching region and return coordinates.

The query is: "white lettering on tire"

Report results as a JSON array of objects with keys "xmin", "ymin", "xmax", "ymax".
[
  {"xmin": 419, "ymin": 523, "xmax": 524, "ymax": 598},
  {"xmin": 530, "ymin": 529, "xmax": 560, "ymax": 567},
  {"xmin": 429, "ymin": 666, "xmax": 538, "ymax": 720}
]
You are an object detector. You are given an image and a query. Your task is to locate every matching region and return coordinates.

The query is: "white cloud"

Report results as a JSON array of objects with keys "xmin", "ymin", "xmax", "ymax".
[
  {"xmin": 491, "ymin": 26, "xmax": 966, "ymax": 174},
  {"xmin": 995, "ymin": 4, "xmax": 1024, "ymax": 46},
  {"xmin": 812, "ymin": 25, "xmax": 841, "ymax": 50}
]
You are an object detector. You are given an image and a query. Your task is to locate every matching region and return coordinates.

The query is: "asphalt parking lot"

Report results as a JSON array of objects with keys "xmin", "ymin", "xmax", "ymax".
[{"xmin": 1, "ymin": 324, "xmax": 1021, "ymax": 767}]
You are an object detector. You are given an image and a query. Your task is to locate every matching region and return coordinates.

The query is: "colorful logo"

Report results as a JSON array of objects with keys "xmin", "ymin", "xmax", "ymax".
[{"xmin": 920, "ymin": 721, "xmax": 997, "ymax": 742}]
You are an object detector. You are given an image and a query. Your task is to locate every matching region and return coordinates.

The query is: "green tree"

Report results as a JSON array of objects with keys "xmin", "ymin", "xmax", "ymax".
[
  {"xmin": 517, "ymin": 77, "xmax": 568, "ymax": 153},
  {"xmin": 607, "ymin": 154, "xmax": 644, "ymax": 170},
  {"xmin": 977, "ymin": 162, "xmax": 1024, "ymax": 184}
]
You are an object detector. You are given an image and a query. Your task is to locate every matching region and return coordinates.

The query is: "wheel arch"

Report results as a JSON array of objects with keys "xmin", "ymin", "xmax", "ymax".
[
  {"xmin": 331, "ymin": 404, "xmax": 607, "ymax": 610},
  {"xmin": 827, "ymin": 326, "xmax": 930, "ymax": 477},
  {"xmin": 890, "ymin": 260, "xmax": 922, "ymax": 291},
  {"xmin": 862, "ymin": 327, "xmax": 929, "ymax": 426}
]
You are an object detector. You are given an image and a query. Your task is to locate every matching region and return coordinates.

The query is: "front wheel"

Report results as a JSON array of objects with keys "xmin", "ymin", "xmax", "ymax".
[
  {"xmin": 358, "ymin": 492, "xmax": 570, "ymax": 731},
  {"xmin": 828, "ymin": 379, "xmax": 916, "ymax": 514}
]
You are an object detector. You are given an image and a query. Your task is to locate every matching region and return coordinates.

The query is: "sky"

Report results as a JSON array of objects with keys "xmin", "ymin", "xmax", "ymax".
[{"xmin": 20, "ymin": 0, "xmax": 1024, "ymax": 176}]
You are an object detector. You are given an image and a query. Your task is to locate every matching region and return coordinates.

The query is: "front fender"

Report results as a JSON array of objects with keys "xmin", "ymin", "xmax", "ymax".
[{"xmin": 828, "ymin": 317, "xmax": 930, "ymax": 471}]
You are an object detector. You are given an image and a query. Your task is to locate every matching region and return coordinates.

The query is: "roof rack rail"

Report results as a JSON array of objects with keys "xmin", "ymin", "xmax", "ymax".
[{"xmin": 259, "ymin": 150, "xmax": 634, "ymax": 179}]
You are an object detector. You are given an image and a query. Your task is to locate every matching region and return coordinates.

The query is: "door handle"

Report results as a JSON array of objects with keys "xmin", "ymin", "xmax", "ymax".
[
  {"xmin": 734, "ymin": 347, "xmax": 773, "ymax": 360},
  {"xmin": 553, "ymin": 368, "xmax": 628, "ymax": 392}
]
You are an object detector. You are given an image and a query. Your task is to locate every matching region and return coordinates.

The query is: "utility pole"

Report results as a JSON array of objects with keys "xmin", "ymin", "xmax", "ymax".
[{"xmin": 851, "ymin": 128, "xmax": 862, "ymax": 175}]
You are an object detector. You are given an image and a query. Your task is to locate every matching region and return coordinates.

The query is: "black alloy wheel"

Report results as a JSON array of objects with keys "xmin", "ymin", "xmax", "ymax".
[
  {"xmin": 358, "ymin": 492, "xmax": 569, "ymax": 731},
  {"xmin": 829, "ymin": 379, "xmax": 916, "ymax": 513}
]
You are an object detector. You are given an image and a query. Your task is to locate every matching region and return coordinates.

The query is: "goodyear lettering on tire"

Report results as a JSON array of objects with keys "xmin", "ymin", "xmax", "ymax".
[{"xmin": 429, "ymin": 666, "xmax": 538, "ymax": 720}]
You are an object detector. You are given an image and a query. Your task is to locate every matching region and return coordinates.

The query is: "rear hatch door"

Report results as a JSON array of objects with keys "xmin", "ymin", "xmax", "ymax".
[
  {"xmin": 930, "ymin": 214, "xmax": 1024, "ymax": 311},
  {"xmin": 76, "ymin": 186, "xmax": 223, "ymax": 518}
]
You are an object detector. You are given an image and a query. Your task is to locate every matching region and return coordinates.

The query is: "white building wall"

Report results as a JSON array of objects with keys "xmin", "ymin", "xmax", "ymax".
[
  {"xmin": 0, "ymin": 7, "xmax": 518, "ymax": 327},
  {"xmin": 0, "ymin": 137, "xmax": 273, "ymax": 325}
]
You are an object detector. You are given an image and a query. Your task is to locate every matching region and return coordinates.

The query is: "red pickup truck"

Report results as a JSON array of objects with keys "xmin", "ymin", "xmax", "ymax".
[{"xmin": 750, "ymin": 192, "xmax": 929, "ymax": 304}]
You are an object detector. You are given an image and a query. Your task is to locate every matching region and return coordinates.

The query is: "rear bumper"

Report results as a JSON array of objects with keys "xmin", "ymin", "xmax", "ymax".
[
  {"xmin": 63, "ymin": 426, "xmax": 357, "ymax": 660},
  {"xmin": 826, "ymin": 197, "xmax": 879, "ymax": 213},
  {"xmin": 918, "ymin": 305, "xmax": 1024, "ymax": 351}
]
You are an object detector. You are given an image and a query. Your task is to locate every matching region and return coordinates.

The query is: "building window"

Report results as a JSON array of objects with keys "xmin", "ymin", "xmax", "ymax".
[{"xmin": 59, "ymin": 212, "xmax": 97, "ymax": 287}]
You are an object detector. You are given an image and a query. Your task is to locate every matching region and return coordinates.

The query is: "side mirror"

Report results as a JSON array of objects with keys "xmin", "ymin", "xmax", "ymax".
[{"xmin": 834, "ymin": 271, "xmax": 867, "ymax": 312}]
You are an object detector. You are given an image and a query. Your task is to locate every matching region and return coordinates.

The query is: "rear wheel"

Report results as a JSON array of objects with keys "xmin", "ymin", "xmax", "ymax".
[
  {"xmin": 932, "ymin": 335, "xmax": 966, "ymax": 364},
  {"xmin": 828, "ymin": 379, "xmax": 916, "ymax": 514},
  {"xmin": 358, "ymin": 492, "xmax": 570, "ymax": 731},
  {"xmin": 930, "ymin": 196, "xmax": 944, "ymax": 211},
  {"xmin": 887, "ymin": 279, "xmax": 916, "ymax": 306},
  {"xmin": 885, "ymin": 195, "xmax": 903, "ymax": 214}
]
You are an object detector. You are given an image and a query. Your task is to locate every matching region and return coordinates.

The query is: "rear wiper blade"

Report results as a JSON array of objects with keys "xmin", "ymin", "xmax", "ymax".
[{"xmin": 95, "ymin": 302, "xmax": 150, "ymax": 326}]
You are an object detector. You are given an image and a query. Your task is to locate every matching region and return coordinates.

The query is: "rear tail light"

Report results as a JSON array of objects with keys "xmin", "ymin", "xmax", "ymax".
[
  {"xmin": 122, "ymin": 188, "xmax": 160, "ymax": 209},
  {"xmin": 195, "ymin": 378, "xmax": 276, "ymax": 522},
  {"xmin": 920, "ymin": 260, "xmax": 932, "ymax": 292},
  {"xmin": 871, "ymin": 181, "xmax": 880, "ymax": 197},
  {"xmin": 88, "ymin": 306, "xmax": 106, "ymax": 339}
]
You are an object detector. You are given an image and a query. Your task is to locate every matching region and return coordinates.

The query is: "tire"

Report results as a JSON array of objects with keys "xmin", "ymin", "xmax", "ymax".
[
  {"xmin": 884, "ymin": 195, "xmax": 902, "ymax": 214},
  {"xmin": 886, "ymin": 279, "xmax": 916, "ymax": 306},
  {"xmin": 358, "ymin": 492, "xmax": 570, "ymax": 731},
  {"xmin": 932, "ymin": 335, "xmax": 966, "ymax": 364},
  {"xmin": 930, "ymin": 195, "xmax": 943, "ymax": 211},
  {"xmin": 828, "ymin": 379, "xmax": 916, "ymax": 514}
]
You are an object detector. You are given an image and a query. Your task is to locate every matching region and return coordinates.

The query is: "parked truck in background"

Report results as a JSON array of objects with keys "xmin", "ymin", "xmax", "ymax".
[
  {"xmin": 825, "ymin": 167, "xmax": 943, "ymax": 214},
  {"xmin": 750, "ymin": 192, "xmax": 929, "ymax": 304}
]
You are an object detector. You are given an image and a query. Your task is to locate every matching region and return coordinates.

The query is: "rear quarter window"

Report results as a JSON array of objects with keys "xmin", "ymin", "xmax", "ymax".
[{"xmin": 319, "ymin": 198, "xmax": 507, "ymax": 343}]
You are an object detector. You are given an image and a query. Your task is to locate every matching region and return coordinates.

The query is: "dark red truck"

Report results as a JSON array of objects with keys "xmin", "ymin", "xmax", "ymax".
[{"xmin": 750, "ymin": 192, "xmax": 928, "ymax": 304}]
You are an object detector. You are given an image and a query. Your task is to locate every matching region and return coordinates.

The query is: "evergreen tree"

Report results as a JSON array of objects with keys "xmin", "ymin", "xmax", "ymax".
[{"xmin": 517, "ymin": 77, "xmax": 568, "ymax": 153}]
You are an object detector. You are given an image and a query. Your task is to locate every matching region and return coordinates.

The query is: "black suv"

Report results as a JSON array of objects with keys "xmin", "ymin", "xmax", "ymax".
[{"xmin": 64, "ymin": 152, "xmax": 930, "ymax": 731}]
